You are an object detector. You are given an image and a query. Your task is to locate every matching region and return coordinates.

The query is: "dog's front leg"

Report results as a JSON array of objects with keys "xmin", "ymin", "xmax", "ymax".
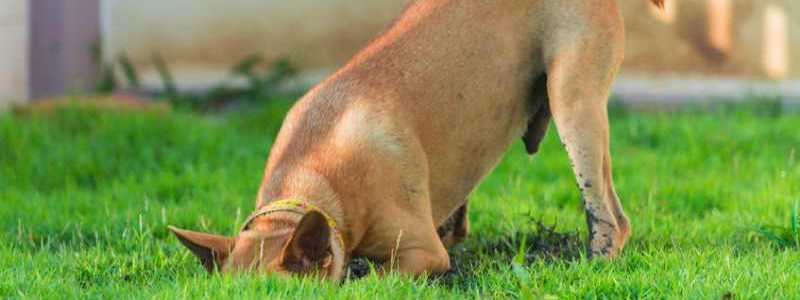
[
  {"xmin": 381, "ymin": 227, "xmax": 451, "ymax": 277},
  {"xmin": 544, "ymin": 32, "xmax": 630, "ymax": 259}
]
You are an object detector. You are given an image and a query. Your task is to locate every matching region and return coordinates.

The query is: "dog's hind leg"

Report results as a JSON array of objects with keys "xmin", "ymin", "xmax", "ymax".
[
  {"xmin": 542, "ymin": 12, "xmax": 630, "ymax": 259},
  {"xmin": 438, "ymin": 204, "xmax": 469, "ymax": 248}
]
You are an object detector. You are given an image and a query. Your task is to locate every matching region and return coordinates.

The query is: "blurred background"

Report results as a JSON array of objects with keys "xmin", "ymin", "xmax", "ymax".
[
  {"xmin": 1, "ymin": 0, "xmax": 798, "ymax": 109},
  {"xmin": 3, "ymin": 2, "xmax": 800, "ymax": 297}
]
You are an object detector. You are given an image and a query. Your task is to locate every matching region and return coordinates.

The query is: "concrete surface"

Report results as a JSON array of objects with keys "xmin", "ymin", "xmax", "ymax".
[{"xmin": 612, "ymin": 77, "xmax": 800, "ymax": 108}]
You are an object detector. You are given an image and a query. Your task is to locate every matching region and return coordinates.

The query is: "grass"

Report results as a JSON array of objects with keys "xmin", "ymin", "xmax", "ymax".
[
  {"xmin": 1, "ymin": 99, "xmax": 799, "ymax": 299},
  {"xmin": 757, "ymin": 202, "xmax": 800, "ymax": 249}
]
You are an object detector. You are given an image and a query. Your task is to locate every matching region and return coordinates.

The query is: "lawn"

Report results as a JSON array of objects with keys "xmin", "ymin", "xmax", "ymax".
[{"xmin": 1, "ymin": 99, "xmax": 798, "ymax": 299}]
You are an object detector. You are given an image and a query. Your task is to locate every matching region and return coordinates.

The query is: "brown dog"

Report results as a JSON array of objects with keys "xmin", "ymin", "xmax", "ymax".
[{"xmin": 170, "ymin": 0, "xmax": 664, "ymax": 280}]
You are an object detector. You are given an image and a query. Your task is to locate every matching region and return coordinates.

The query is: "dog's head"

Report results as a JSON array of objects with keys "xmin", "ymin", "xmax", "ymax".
[{"xmin": 168, "ymin": 210, "xmax": 346, "ymax": 280}]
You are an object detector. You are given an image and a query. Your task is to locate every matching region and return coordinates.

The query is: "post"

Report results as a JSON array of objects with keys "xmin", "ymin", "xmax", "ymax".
[
  {"xmin": 708, "ymin": 0, "xmax": 732, "ymax": 54},
  {"xmin": 29, "ymin": 0, "xmax": 101, "ymax": 100},
  {"xmin": 764, "ymin": 4, "xmax": 789, "ymax": 79}
]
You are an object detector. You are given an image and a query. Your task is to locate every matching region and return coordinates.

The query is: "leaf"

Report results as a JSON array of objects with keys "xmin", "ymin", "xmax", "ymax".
[
  {"xmin": 117, "ymin": 53, "xmax": 141, "ymax": 89},
  {"xmin": 231, "ymin": 54, "xmax": 264, "ymax": 77}
]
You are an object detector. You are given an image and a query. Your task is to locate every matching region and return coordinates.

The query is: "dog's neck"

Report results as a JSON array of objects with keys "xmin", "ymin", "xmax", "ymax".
[{"xmin": 256, "ymin": 168, "xmax": 346, "ymax": 241}]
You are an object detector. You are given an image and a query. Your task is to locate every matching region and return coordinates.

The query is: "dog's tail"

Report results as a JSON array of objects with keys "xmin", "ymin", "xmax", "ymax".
[{"xmin": 651, "ymin": 0, "xmax": 665, "ymax": 9}]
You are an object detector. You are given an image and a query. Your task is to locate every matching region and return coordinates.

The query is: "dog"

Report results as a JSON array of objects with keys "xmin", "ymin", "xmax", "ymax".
[{"xmin": 170, "ymin": 0, "xmax": 664, "ymax": 280}]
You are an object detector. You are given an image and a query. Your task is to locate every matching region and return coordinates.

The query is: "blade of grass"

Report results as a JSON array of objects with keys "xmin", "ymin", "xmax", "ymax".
[{"xmin": 792, "ymin": 202, "xmax": 799, "ymax": 248}]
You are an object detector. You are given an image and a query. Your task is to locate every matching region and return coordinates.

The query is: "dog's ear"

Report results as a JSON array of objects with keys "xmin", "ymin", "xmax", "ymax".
[
  {"xmin": 168, "ymin": 226, "xmax": 235, "ymax": 273},
  {"xmin": 280, "ymin": 211, "xmax": 331, "ymax": 272}
]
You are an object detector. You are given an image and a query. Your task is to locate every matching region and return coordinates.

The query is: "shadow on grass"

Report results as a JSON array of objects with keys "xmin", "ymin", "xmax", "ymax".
[{"xmin": 346, "ymin": 221, "xmax": 583, "ymax": 288}]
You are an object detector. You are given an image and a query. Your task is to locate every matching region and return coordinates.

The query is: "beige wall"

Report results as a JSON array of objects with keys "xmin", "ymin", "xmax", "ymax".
[
  {"xmin": 0, "ymin": 0, "xmax": 28, "ymax": 108},
  {"xmin": 104, "ymin": 0, "xmax": 408, "ymax": 88},
  {"xmin": 623, "ymin": 0, "xmax": 798, "ymax": 79},
  {"xmin": 103, "ymin": 0, "xmax": 797, "ymax": 88}
]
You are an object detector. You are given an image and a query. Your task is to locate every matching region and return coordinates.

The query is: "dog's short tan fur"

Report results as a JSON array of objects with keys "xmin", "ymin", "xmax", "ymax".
[{"xmin": 171, "ymin": 0, "xmax": 664, "ymax": 280}]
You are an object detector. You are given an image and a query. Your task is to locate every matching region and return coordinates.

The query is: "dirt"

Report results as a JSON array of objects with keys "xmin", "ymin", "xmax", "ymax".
[{"xmin": 345, "ymin": 220, "xmax": 583, "ymax": 284}]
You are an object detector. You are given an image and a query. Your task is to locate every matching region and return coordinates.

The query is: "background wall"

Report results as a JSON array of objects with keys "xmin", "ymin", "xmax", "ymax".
[
  {"xmin": 102, "ymin": 0, "xmax": 409, "ymax": 89},
  {"xmin": 1, "ymin": 0, "xmax": 797, "ymax": 107},
  {"xmin": 622, "ymin": 0, "xmax": 797, "ymax": 79},
  {"xmin": 0, "ymin": 0, "xmax": 28, "ymax": 108},
  {"xmin": 102, "ymin": 0, "xmax": 798, "ymax": 89}
]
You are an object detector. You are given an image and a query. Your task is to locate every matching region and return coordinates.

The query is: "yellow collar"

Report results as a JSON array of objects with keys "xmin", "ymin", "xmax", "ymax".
[
  {"xmin": 241, "ymin": 199, "xmax": 346, "ymax": 264},
  {"xmin": 244, "ymin": 199, "xmax": 340, "ymax": 230}
]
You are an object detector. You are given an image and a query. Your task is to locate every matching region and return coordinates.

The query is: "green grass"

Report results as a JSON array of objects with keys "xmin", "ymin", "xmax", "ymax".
[{"xmin": 1, "ymin": 100, "xmax": 799, "ymax": 299}]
